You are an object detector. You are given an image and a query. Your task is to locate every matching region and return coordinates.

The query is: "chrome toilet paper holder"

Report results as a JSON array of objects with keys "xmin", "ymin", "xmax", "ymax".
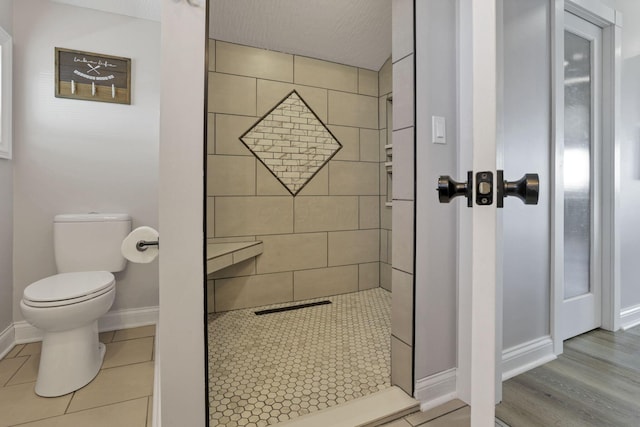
[{"xmin": 136, "ymin": 239, "xmax": 159, "ymax": 252}]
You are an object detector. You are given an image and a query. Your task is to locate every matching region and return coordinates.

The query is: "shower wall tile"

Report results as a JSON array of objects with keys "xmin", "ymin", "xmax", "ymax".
[
  {"xmin": 329, "ymin": 125, "xmax": 360, "ymax": 162},
  {"xmin": 388, "ymin": 230, "xmax": 393, "ymax": 264},
  {"xmin": 328, "ymin": 229, "xmax": 379, "ymax": 266},
  {"xmin": 256, "ymin": 162, "xmax": 291, "ymax": 196},
  {"xmin": 215, "ymin": 41, "xmax": 294, "ymax": 82},
  {"xmin": 328, "ymin": 91, "xmax": 378, "ymax": 129},
  {"xmin": 359, "ymin": 262, "xmax": 380, "ymax": 291},
  {"xmin": 379, "ymin": 96, "xmax": 389, "ymax": 132},
  {"xmin": 214, "ymin": 272, "xmax": 293, "ymax": 312},
  {"xmin": 296, "ymin": 167, "xmax": 329, "ymax": 196},
  {"xmin": 215, "ymin": 196, "xmax": 293, "ymax": 237},
  {"xmin": 392, "ymin": 0, "xmax": 414, "ymax": 63},
  {"xmin": 208, "ymin": 39, "xmax": 215, "ymax": 71},
  {"xmin": 392, "ymin": 56, "xmax": 414, "ymax": 131},
  {"xmin": 206, "ymin": 197, "xmax": 214, "ymax": 238},
  {"xmin": 391, "ymin": 336, "xmax": 412, "ymax": 394},
  {"xmin": 207, "ymin": 155, "xmax": 256, "ymax": 196},
  {"xmin": 294, "ymin": 56, "xmax": 358, "ymax": 93},
  {"xmin": 329, "ymin": 161, "xmax": 379, "ymax": 195},
  {"xmin": 208, "ymin": 72, "xmax": 256, "ymax": 116},
  {"xmin": 255, "ymin": 232, "xmax": 327, "ymax": 274},
  {"xmin": 379, "ymin": 57, "xmax": 392, "ymax": 96},
  {"xmin": 215, "ymin": 114, "xmax": 256, "ymax": 156},
  {"xmin": 379, "ymin": 163, "xmax": 388, "ymax": 197},
  {"xmin": 380, "ymin": 262, "xmax": 392, "ymax": 292},
  {"xmin": 381, "ymin": 198, "xmax": 392, "ymax": 229},
  {"xmin": 209, "ymin": 257, "xmax": 256, "ymax": 280},
  {"xmin": 207, "ymin": 113, "xmax": 215, "ymax": 154},
  {"xmin": 380, "ymin": 229, "xmax": 388, "ymax": 263},
  {"xmin": 393, "ymin": 127, "xmax": 414, "ymax": 201},
  {"xmin": 392, "ymin": 269, "xmax": 413, "ymax": 345},
  {"xmin": 359, "ymin": 196, "xmax": 380, "ymax": 230},
  {"xmin": 360, "ymin": 129, "xmax": 380, "ymax": 162},
  {"xmin": 392, "ymin": 200, "xmax": 414, "ymax": 274},
  {"xmin": 293, "ymin": 265, "xmax": 358, "ymax": 300},
  {"xmin": 207, "ymin": 279, "xmax": 215, "ymax": 313},
  {"xmin": 358, "ymin": 68, "xmax": 379, "ymax": 97},
  {"xmin": 294, "ymin": 196, "xmax": 359, "ymax": 233},
  {"xmin": 256, "ymin": 80, "xmax": 328, "ymax": 122}
]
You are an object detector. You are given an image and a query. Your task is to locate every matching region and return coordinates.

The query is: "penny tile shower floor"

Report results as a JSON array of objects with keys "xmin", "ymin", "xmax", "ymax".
[{"xmin": 207, "ymin": 288, "xmax": 392, "ymax": 426}]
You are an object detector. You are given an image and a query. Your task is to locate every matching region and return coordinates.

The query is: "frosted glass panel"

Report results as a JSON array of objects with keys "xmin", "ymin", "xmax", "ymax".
[{"xmin": 563, "ymin": 31, "xmax": 591, "ymax": 300}]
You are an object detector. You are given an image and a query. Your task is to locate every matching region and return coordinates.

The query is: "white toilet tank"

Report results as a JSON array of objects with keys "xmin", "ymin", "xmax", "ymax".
[{"xmin": 54, "ymin": 213, "xmax": 132, "ymax": 273}]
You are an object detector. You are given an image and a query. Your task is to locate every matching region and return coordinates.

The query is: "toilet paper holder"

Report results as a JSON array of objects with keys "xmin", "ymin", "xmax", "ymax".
[{"xmin": 136, "ymin": 240, "xmax": 159, "ymax": 252}]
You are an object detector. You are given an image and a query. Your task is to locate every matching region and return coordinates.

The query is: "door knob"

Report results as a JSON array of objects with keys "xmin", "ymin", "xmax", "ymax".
[
  {"xmin": 437, "ymin": 171, "xmax": 473, "ymax": 207},
  {"xmin": 497, "ymin": 171, "xmax": 539, "ymax": 207}
]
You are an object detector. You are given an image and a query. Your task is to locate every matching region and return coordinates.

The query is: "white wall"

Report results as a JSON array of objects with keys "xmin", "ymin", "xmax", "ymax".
[
  {"xmin": 12, "ymin": 0, "xmax": 160, "ymax": 322},
  {"xmin": 617, "ymin": 0, "xmax": 640, "ymax": 311},
  {"xmin": 0, "ymin": 0, "xmax": 13, "ymax": 334}
]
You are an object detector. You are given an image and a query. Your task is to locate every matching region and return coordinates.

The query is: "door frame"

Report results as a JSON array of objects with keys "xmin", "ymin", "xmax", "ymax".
[{"xmin": 550, "ymin": 0, "xmax": 622, "ymax": 354}]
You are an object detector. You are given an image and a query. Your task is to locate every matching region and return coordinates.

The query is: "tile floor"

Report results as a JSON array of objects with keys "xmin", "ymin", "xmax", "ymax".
[
  {"xmin": 379, "ymin": 399, "xmax": 470, "ymax": 427},
  {"xmin": 208, "ymin": 288, "xmax": 392, "ymax": 426},
  {"xmin": 0, "ymin": 325, "xmax": 155, "ymax": 427}
]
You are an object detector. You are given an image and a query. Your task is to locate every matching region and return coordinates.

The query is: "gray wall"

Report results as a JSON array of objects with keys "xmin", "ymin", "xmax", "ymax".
[
  {"xmin": 617, "ymin": 0, "xmax": 640, "ymax": 311},
  {"xmin": 0, "ymin": 0, "xmax": 13, "ymax": 334},
  {"xmin": 501, "ymin": 0, "xmax": 551, "ymax": 349}
]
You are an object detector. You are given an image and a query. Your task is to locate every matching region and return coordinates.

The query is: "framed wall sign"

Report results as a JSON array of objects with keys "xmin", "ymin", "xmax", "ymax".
[{"xmin": 55, "ymin": 47, "xmax": 131, "ymax": 105}]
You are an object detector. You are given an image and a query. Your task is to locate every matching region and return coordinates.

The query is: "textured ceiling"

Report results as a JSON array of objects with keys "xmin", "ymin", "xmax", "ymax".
[
  {"xmin": 51, "ymin": 0, "xmax": 392, "ymax": 71},
  {"xmin": 210, "ymin": 0, "xmax": 392, "ymax": 71}
]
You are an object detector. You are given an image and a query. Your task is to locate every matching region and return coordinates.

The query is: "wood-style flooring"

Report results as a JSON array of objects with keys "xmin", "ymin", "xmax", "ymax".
[{"xmin": 496, "ymin": 325, "xmax": 640, "ymax": 426}]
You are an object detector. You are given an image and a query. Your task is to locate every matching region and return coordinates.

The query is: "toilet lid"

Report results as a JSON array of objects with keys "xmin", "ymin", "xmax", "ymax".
[{"xmin": 24, "ymin": 271, "xmax": 115, "ymax": 303}]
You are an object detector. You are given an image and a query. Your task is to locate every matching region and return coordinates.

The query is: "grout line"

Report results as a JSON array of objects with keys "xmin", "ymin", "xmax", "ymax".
[
  {"xmin": 64, "ymin": 391, "xmax": 75, "ymax": 414},
  {"xmin": 2, "ymin": 355, "xmax": 30, "ymax": 387}
]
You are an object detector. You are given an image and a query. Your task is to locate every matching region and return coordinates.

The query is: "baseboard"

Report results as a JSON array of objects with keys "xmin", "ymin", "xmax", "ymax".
[
  {"xmin": 501, "ymin": 335, "xmax": 555, "ymax": 381},
  {"xmin": 414, "ymin": 368, "xmax": 457, "ymax": 411},
  {"xmin": 14, "ymin": 306, "xmax": 159, "ymax": 344},
  {"xmin": 620, "ymin": 304, "xmax": 640, "ymax": 330},
  {"xmin": 0, "ymin": 324, "xmax": 16, "ymax": 359}
]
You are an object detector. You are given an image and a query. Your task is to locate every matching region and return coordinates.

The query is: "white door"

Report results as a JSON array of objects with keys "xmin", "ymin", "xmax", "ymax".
[{"xmin": 560, "ymin": 11, "xmax": 603, "ymax": 341}]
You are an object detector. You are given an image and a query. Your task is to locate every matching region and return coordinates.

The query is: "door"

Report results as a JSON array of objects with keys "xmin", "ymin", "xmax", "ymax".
[{"xmin": 560, "ymin": 11, "xmax": 603, "ymax": 341}]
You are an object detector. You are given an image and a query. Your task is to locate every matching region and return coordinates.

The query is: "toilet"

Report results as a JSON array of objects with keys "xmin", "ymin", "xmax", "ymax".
[{"xmin": 20, "ymin": 213, "xmax": 131, "ymax": 397}]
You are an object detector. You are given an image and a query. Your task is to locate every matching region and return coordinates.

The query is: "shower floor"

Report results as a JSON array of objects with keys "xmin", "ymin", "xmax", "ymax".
[{"xmin": 207, "ymin": 287, "xmax": 391, "ymax": 427}]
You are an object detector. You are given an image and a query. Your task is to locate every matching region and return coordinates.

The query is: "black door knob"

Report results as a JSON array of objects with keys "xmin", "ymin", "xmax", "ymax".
[
  {"xmin": 497, "ymin": 171, "xmax": 539, "ymax": 207},
  {"xmin": 437, "ymin": 171, "xmax": 473, "ymax": 207}
]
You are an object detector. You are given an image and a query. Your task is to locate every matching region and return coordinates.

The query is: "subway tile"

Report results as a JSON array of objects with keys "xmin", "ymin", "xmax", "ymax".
[
  {"xmin": 328, "ymin": 91, "xmax": 378, "ymax": 129},
  {"xmin": 215, "ymin": 272, "xmax": 293, "ymax": 311},
  {"xmin": 208, "ymin": 72, "xmax": 257, "ymax": 116},
  {"xmin": 257, "ymin": 79, "xmax": 328, "ymax": 122},
  {"xmin": 207, "ymin": 279, "xmax": 215, "ymax": 313},
  {"xmin": 17, "ymin": 397, "xmax": 149, "ymax": 427},
  {"xmin": 392, "ymin": 0, "xmax": 414, "ymax": 62},
  {"xmin": 360, "ymin": 128, "xmax": 380, "ymax": 162},
  {"xmin": 209, "ymin": 257, "xmax": 256, "ymax": 280},
  {"xmin": 215, "ymin": 196, "xmax": 293, "ymax": 237},
  {"xmin": 379, "ymin": 57, "xmax": 392, "ymax": 96},
  {"xmin": 102, "ymin": 337, "xmax": 154, "ymax": 369},
  {"xmin": 255, "ymin": 232, "xmax": 327, "ymax": 274},
  {"xmin": 207, "ymin": 155, "xmax": 256, "ymax": 196},
  {"xmin": 0, "ymin": 356, "xmax": 27, "ymax": 386},
  {"xmin": 256, "ymin": 161, "xmax": 291, "ymax": 196},
  {"xmin": 297, "ymin": 166, "xmax": 329, "ymax": 196},
  {"xmin": 392, "ymin": 200, "xmax": 414, "ymax": 274},
  {"xmin": 329, "ymin": 161, "xmax": 379, "ymax": 196},
  {"xmin": 359, "ymin": 262, "xmax": 380, "ymax": 290},
  {"xmin": 0, "ymin": 382, "xmax": 71, "ymax": 426},
  {"xmin": 294, "ymin": 196, "xmax": 359, "ymax": 233},
  {"xmin": 393, "ymin": 127, "xmax": 415, "ymax": 201},
  {"xmin": 328, "ymin": 229, "xmax": 379, "ymax": 266},
  {"xmin": 358, "ymin": 68, "xmax": 379, "ymax": 96},
  {"xmin": 206, "ymin": 197, "xmax": 214, "ymax": 239},
  {"xmin": 359, "ymin": 196, "xmax": 380, "ymax": 230},
  {"xmin": 294, "ymin": 265, "xmax": 358, "ymax": 300},
  {"xmin": 328, "ymin": 125, "xmax": 359, "ymax": 162},
  {"xmin": 392, "ymin": 57, "xmax": 414, "ymax": 130},
  {"xmin": 294, "ymin": 56, "xmax": 358, "ymax": 93},
  {"xmin": 380, "ymin": 262, "xmax": 392, "ymax": 292},
  {"xmin": 216, "ymin": 41, "xmax": 293, "ymax": 82},
  {"xmin": 215, "ymin": 114, "xmax": 257, "ymax": 156},
  {"xmin": 392, "ymin": 269, "xmax": 414, "ymax": 345},
  {"xmin": 391, "ymin": 336, "xmax": 412, "ymax": 394},
  {"xmin": 208, "ymin": 39, "xmax": 215, "ymax": 71}
]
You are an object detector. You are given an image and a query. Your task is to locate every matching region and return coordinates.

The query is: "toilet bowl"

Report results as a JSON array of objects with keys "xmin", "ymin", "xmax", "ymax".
[
  {"xmin": 19, "ymin": 213, "xmax": 131, "ymax": 397},
  {"xmin": 20, "ymin": 271, "xmax": 116, "ymax": 397}
]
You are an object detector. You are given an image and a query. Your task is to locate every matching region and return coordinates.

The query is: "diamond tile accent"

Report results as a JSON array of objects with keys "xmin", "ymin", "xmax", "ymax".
[
  {"xmin": 241, "ymin": 90, "xmax": 342, "ymax": 196},
  {"xmin": 208, "ymin": 288, "xmax": 391, "ymax": 426}
]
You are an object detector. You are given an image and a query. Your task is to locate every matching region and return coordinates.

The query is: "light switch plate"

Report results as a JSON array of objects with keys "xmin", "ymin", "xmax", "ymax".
[{"xmin": 432, "ymin": 116, "xmax": 446, "ymax": 144}]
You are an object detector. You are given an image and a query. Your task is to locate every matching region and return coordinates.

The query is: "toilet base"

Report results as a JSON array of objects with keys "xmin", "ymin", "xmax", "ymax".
[{"xmin": 34, "ymin": 320, "xmax": 106, "ymax": 397}]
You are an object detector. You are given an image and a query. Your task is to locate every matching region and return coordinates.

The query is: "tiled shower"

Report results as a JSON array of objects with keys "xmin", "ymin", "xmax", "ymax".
[{"xmin": 205, "ymin": 39, "xmax": 395, "ymax": 425}]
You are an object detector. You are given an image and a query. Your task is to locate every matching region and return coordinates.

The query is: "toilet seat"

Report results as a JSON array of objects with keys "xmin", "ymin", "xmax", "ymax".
[{"xmin": 23, "ymin": 271, "xmax": 115, "ymax": 308}]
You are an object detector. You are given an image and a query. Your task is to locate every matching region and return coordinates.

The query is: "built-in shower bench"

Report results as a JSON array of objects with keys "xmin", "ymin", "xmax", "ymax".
[{"xmin": 206, "ymin": 241, "xmax": 263, "ymax": 275}]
